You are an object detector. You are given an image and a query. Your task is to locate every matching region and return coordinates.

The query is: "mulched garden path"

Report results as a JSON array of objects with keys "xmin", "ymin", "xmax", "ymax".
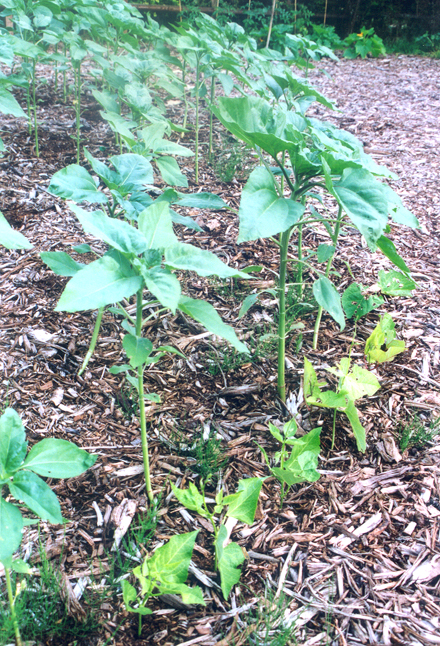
[{"xmin": 1, "ymin": 53, "xmax": 440, "ymax": 646}]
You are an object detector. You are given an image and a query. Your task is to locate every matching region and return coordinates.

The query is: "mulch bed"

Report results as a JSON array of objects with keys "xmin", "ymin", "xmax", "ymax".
[{"xmin": 1, "ymin": 53, "xmax": 440, "ymax": 646}]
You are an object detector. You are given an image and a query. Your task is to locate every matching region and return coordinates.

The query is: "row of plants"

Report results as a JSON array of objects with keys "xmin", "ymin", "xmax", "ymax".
[{"xmin": 0, "ymin": 1, "xmax": 421, "ymax": 640}]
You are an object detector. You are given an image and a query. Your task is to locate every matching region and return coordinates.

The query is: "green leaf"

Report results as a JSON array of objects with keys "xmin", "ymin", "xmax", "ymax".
[
  {"xmin": 9, "ymin": 471, "xmax": 63, "ymax": 524},
  {"xmin": 0, "ymin": 408, "xmax": 27, "ymax": 478},
  {"xmin": 238, "ymin": 167, "xmax": 304, "ymax": 242},
  {"xmin": 330, "ymin": 169, "xmax": 389, "ymax": 248},
  {"xmin": 55, "ymin": 255, "xmax": 143, "ymax": 312},
  {"xmin": 144, "ymin": 266, "xmax": 181, "ymax": 313},
  {"xmin": 170, "ymin": 482, "xmax": 207, "ymax": 517},
  {"xmin": 178, "ymin": 297, "xmax": 248, "ymax": 354},
  {"xmin": 40, "ymin": 252, "xmax": 85, "ymax": 277},
  {"xmin": 380, "ymin": 183, "xmax": 419, "ymax": 228},
  {"xmin": 225, "ymin": 478, "xmax": 263, "ymax": 524},
  {"xmin": 48, "ymin": 165, "xmax": 107, "ymax": 204},
  {"xmin": 376, "ymin": 236, "xmax": 411, "ymax": 273},
  {"xmin": 122, "ymin": 580, "xmax": 153, "ymax": 615},
  {"xmin": 238, "ymin": 293, "xmax": 259, "ymax": 318},
  {"xmin": 138, "ymin": 201, "xmax": 178, "ymax": 249},
  {"xmin": 313, "ymin": 276, "xmax": 345, "ymax": 331},
  {"xmin": 341, "ymin": 283, "xmax": 383, "ymax": 321},
  {"xmin": 109, "ymin": 154, "xmax": 154, "ymax": 193},
  {"xmin": 175, "ymin": 193, "xmax": 228, "ymax": 210},
  {"xmin": 338, "ymin": 364, "xmax": 381, "ymax": 401},
  {"xmin": 156, "ymin": 156, "xmax": 188, "ymax": 187},
  {"xmin": 11, "ymin": 558, "xmax": 32, "ymax": 574},
  {"xmin": 165, "ymin": 243, "xmax": 248, "ymax": 279},
  {"xmin": 378, "ymin": 269, "xmax": 416, "ymax": 297},
  {"xmin": 123, "ymin": 334, "xmax": 153, "ymax": 368},
  {"xmin": 344, "ymin": 400, "xmax": 366, "ymax": 452},
  {"xmin": 316, "ymin": 244, "xmax": 335, "ymax": 263},
  {"xmin": 148, "ymin": 531, "xmax": 199, "ymax": 585},
  {"xmin": 0, "ymin": 498, "xmax": 23, "ymax": 563},
  {"xmin": 0, "ymin": 212, "xmax": 32, "ymax": 250},
  {"xmin": 22, "ymin": 438, "xmax": 97, "ymax": 478},
  {"xmin": 215, "ymin": 525, "xmax": 245, "ymax": 599},
  {"xmin": 364, "ymin": 313, "xmax": 406, "ymax": 363},
  {"xmin": 70, "ymin": 204, "xmax": 147, "ymax": 255},
  {"xmin": 0, "ymin": 87, "xmax": 26, "ymax": 118}
]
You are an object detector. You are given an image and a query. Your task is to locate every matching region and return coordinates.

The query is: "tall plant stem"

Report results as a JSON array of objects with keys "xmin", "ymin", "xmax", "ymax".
[
  {"xmin": 136, "ymin": 289, "xmax": 153, "ymax": 503},
  {"xmin": 208, "ymin": 73, "xmax": 215, "ymax": 161},
  {"xmin": 5, "ymin": 567, "xmax": 22, "ymax": 646},
  {"xmin": 331, "ymin": 409, "xmax": 337, "ymax": 449},
  {"xmin": 78, "ymin": 307, "xmax": 104, "ymax": 376},
  {"xmin": 296, "ymin": 223, "xmax": 303, "ymax": 298},
  {"xmin": 181, "ymin": 61, "xmax": 188, "ymax": 137},
  {"xmin": 195, "ymin": 57, "xmax": 200, "ymax": 184},
  {"xmin": 63, "ymin": 43, "xmax": 67, "ymax": 103},
  {"xmin": 312, "ymin": 205, "xmax": 343, "ymax": 350},
  {"xmin": 74, "ymin": 63, "xmax": 81, "ymax": 164},
  {"xmin": 32, "ymin": 59, "xmax": 39, "ymax": 157},
  {"xmin": 266, "ymin": 0, "xmax": 277, "ymax": 48},
  {"xmin": 277, "ymin": 229, "xmax": 291, "ymax": 402}
]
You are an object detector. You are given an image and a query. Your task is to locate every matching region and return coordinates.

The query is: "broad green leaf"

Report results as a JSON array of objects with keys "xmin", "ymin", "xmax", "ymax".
[
  {"xmin": 40, "ymin": 252, "xmax": 85, "ymax": 277},
  {"xmin": 70, "ymin": 204, "xmax": 147, "ymax": 255},
  {"xmin": 156, "ymin": 156, "xmax": 187, "ymax": 187},
  {"xmin": 215, "ymin": 525, "xmax": 245, "ymax": 599},
  {"xmin": 337, "ymin": 364, "xmax": 381, "ymax": 401},
  {"xmin": 313, "ymin": 276, "xmax": 345, "ymax": 331},
  {"xmin": 378, "ymin": 269, "xmax": 416, "ymax": 297},
  {"xmin": 162, "ymin": 582, "xmax": 205, "ymax": 606},
  {"xmin": 238, "ymin": 167, "xmax": 304, "ymax": 242},
  {"xmin": 175, "ymin": 193, "xmax": 228, "ymax": 210},
  {"xmin": 11, "ymin": 558, "xmax": 32, "ymax": 574},
  {"xmin": 9, "ymin": 471, "xmax": 63, "ymax": 524},
  {"xmin": 123, "ymin": 334, "xmax": 153, "ymax": 368},
  {"xmin": 0, "ymin": 498, "xmax": 23, "ymax": 563},
  {"xmin": 0, "ymin": 212, "xmax": 32, "ymax": 250},
  {"xmin": 178, "ymin": 297, "xmax": 248, "ymax": 354},
  {"xmin": 268, "ymin": 422, "xmax": 284, "ymax": 443},
  {"xmin": 138, "ymin": 201, "xmax": 177, "ymax": 249},
  {"xmin": 365, "ymin": 313, "xmax": 406, "ymax": 363},
  {"xmin": 0, "ymin": 408, "xmax": 27, "ymax": 478},
  {"xmin": 148, "ymin": 531, "xmax": 199, "ymax": 585},
  {"xmin": 171, "ymin": 482, "xmax": 207, "ymax": 517},
  {"xmin": 376, "ymin": 236, "xmax": 411, "ymax": 273},
  {"xmin": 330, "ymin": 169, "xmax": 389, "ymax": 248},
  {"xmin": 48, "ymin": 166, "xmax": 107, "ymax": 204},
  {"xmin": 123, "ymin": 81, "xmax": 152, "ymax": 112},
  {"xmin": 165, "ymin": 244, "xmax": 248, "ymax": 279},
  {"xmin": 144, "ymin": 266, "xmax": 181, "ymax": 313},
  {"xmin": 84, "ymin": 148, "xmax": 120, "ymax": 189},
  {"xmin": 344, "ymin": 400, "xmax": 366, "ymax": 452},
  {"xmin": 341, "ymin": 283, "xmax": 383, "ymax": 321},
  {"xmin": 238, "ymin": 293, "xmax": 259, "ymax": 318},
  {"xmin": 303, "ymin": 358, "xmax": 349, "ymax": 409},
  {"xmin": 55, "ymin": 255, "xmax": 143, "ymax": 312},
  {"xmin": 109, "ymin": 154, "xmax": 154, "ymax": 193},
  {"xmin": 225, "ymin": 478, "xmax": 263, "ymax": 524},
  {"xmin": 0, "ymin": 87, "xmax": 26, "ymax": 118},
  {"xmin": 122, "ymin": 580, "xmax": 153, "ymax": 615},
  {"xmin": 380, "ymin": 184, "xmax": 419, "ymax": 228},
  {"xmin": 22, "ymin": 438, "xmax": 97, "ymax": 478},
  {"xmin": 316, "ymin": 244, "xmax": 335, "ymax": 263}
]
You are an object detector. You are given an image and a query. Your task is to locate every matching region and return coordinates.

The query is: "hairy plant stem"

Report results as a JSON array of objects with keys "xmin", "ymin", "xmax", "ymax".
[
  {"xmin": 78, "ymin": 307, "xmax": 104, "ymax": 376},
  {"xmin": 279, "ymin": 440, "xmax": 287, "ymax": 508},
  {"xmin": 136, "ymin": 289, "xmax": 153, "ymax": 503},
  {"xmin": 181, "ymin": 61, "xmax": 188, "ymax": 137},
  {"xmin": 32, "ymin": 59, "xmax": 39, "ymax": 157},
  {"xmin": 312, "ymin": 205, "xmax": 344, "ymax": 350},
  {"xmin": 74, "ymin": 63, "xmax": 81, "ymax": 164},
  {"xmin": 194, "ymin": 57, "xmax": 200, "ymax": 184},
  {"xmin": 5, "ymin": 567, "xmax": 22, "ymax": 646},
  {"xmin": 277, "ymin": 228, "xmax": 291, "ymax": 402}
]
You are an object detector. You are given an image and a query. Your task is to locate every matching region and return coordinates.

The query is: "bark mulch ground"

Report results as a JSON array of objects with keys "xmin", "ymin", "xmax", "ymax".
[{"xmin": 0, "ymin": 53, "xmax": 439, "ymax": 646}]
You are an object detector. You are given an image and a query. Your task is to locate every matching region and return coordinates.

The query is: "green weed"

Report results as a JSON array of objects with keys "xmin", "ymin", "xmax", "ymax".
[
  {"xmin": 399, "ymin": 414, "xmax": 440, "ymax": 450},
  {"xmin": 172, "ymin": 426, "xmax": 227, "ymax": 484},
  {"xmin": 232, "ymin": 588, "xmax": 298, "ymax": 646},
  {"xmin": 211, "ymin": 133, "xmax": 252, "ymax": 183}
]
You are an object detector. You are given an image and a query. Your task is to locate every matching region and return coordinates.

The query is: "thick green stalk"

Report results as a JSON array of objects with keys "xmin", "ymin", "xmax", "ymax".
[
  {"xmin": 5, "ymin": 567, "xmax": 22, "ymax": 646},
  {"xmin": 312, "ymin": 205, "xmax": 344, "ymax": 350},
  {"xmin": 75, "ymin": 63, "xmax": 81, "ymax": 165},
  {"xmin": 279, "ymin": 439, "xmax": 286, "ymax": 508},
  {"xmin": 195, "ymin": 56, "xmax": 200, "ymax": 184},
  {"xmin": 32, "ymin": 59, "xmax": 39, "ymax": 157},
  {"xmin": 136, "ymin": 290, "xmax": 153, "ymax": 503},
  {"xmin": 208, "ymin": 72, "xmax": 215, "ymax": 161},
  {"xmin": 63, "ymin": 43, "xmax": 67, "ymax": 103},
  {"xmin": 181, "ymin": 61, "xmax": 188, "ymax": 137},
  {"xmin": 78, "ymin": 307, "xmax": 104, "ymax": 376},
  {"xmin": 277, "ymin": 229, "xmax": 291, "ymax": 402}
]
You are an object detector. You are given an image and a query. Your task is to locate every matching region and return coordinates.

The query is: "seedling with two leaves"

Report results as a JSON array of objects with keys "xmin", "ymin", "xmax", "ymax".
[
  {"xmin": 364, "ymin": 313, "xmax": 406, "ymax": 364},
  {"xmin": 259, "ymin": 419, "xmax": 321, "ymax": 509},
  {"xmin": 171, "ymin": 477, "xmax": 264, "ymax": 598},
  {"xmin": 0, "ymin": 408, "xmax": 96, "ymax": 646},
  {"xmin": 122, "ymin": 531, "xmax": 205, "ymax": 636}
]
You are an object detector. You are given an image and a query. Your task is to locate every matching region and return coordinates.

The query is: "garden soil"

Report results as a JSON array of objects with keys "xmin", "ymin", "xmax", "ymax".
[{"xmin": 0, "ymin": 54, "xmax": 440, "ymax": 646}]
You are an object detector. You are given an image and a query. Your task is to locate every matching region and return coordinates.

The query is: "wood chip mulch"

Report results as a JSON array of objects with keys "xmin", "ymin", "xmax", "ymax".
[{"xmin": 0, "ymin": 53, "xmax": 439, "ymax": 646}]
